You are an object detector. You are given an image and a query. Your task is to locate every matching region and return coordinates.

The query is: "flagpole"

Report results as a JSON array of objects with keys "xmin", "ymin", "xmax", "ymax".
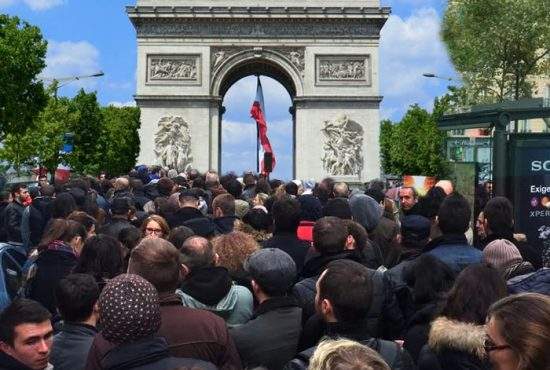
[{"xmin": 256, "ymin": 75, "xmax": 260, "ymax": 174}]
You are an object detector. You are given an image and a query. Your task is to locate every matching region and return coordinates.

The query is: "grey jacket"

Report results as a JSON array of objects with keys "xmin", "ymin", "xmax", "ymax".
[{"xmin": 51, "ymin": 322, "xmax": 98, "ymax": 370}]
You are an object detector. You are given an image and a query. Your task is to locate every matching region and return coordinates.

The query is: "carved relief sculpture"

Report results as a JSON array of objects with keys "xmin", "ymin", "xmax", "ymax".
[
  {"xmin": 154, "ymin": 116, "xmax": 193, "ymax": 172},
  {"xmin": 316, "ymin": 55, "xmax": 370, "ymax": 85},
  {"xmin": 322, "ymin": 115, "xmax": 364, "ymax": 176},
  {"xmin": 149, "ymin": 56, "xmax": 199, "ymax": 81}
]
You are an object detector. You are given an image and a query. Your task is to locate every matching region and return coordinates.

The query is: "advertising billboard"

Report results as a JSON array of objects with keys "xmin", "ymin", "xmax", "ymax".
[{"xmin": 510, "ymin": 134, "xmax": 550, "ymax": 254}]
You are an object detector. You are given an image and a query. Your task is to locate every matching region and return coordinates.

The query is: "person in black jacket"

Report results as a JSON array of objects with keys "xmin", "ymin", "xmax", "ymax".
[
  {"xmin": 51, "ymin": 274, "xmax": 100, "ymax": 370},
  {"xmin": 167, "ymin": 189, "xmax": 206, "ymax": 228},
  {"xmin": 230, "ymin": 248, "xmax": 302, "ymax": 370},
  {"xmin": 480, "ymin": 196, "xmax": 542, "ymax": 269},
  {"xmin": 263, "ymin": 199, "xmax": 310, "ymax": 273},
  {"xmin": 286, "ymin": 259, "xmax": 414, "ymax": 370},
  {"xmin": 417, "ymin": 264, "xmax": 507, "ymax": 370},
  {"xmin": 27, "ymin": 219, "xmax": 87, "ymax": 315},
  {"xmin": 293, "ymin": 217, "xmax": 403, "ymax": 340},
  {"xmin": 4, "ymin": 183, "xmax": 29, "ymax": 244},
  {"xmin": 97, "ymin": 197, "xmax": 134, "ymax": 239}
]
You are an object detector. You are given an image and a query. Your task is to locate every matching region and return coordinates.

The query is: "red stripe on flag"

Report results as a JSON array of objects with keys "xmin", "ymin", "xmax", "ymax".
[{"xmin": 250, "ymin": 81, "xmax": 276, "ymax": 174}]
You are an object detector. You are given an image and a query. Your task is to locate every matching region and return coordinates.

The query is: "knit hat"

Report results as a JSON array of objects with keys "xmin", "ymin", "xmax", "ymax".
[
  {"xmin": 99, "ymin": 274, "xmax": 161, "ymax": 344},
  {"xmin": 401, "ymin": 215, "xmax": 432, "ymax": 244},
  {"xmin": 323, "ymin": 198, "xmax": 352, "ymax": 220},
  {"xmin": 483, "ymin": 239, "xmax": 523, "ymax": 269},
  {"xmin": 349, "ymin": 194, "xmax": 383, "ymax": 232}
]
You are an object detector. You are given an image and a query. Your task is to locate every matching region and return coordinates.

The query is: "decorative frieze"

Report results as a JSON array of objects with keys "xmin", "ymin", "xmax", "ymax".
[
  {"xmin": 135, "ymin": 18, "xmax": 383, "ymax": 39},
  {"xmin": 147, "ymin": 55, "xmax": 201, "ymax": 84},
  {"xmin": 315, "ymin": 55, "xmax": 371, "ymax": 86}
]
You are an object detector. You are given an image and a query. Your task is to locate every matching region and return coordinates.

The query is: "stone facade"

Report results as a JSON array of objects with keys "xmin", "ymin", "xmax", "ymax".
[{"xmin": 128, "ymin": 1, "xmax": 389, "ymax": 182}]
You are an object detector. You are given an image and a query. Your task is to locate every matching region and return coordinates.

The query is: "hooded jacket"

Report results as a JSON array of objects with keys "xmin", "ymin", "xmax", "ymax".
[
  {"xmin": 418, "ymin": 317, "xmax": 490, "ymax": 370},
  {"xmin": 177, "ymin": 266, "xmax": 253, "ymax": 326}
]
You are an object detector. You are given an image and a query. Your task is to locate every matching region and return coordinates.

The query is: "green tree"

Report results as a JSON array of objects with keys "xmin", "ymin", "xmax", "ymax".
[
  {"xmin": 442, "ymin": 0, "xmax": 550, "ymax": 102},
  {"xmin": 0, "ymin": 15, "xmax": 48, "ymax": 140},
  {"xmin": 100, "ymin": 106, "xmax": 141, "ymax": 176},
  {"xmin": 380, "ymin": 105, "xmax": 448, "ymax": 177},
  {"xmin": 67, "ymin": 90, "xmax": 104, "ymax": 175}
]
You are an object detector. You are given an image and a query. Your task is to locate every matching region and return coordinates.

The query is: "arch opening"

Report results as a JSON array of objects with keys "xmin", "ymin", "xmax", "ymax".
[{"xmin": 218, "ymin": 60, "xmax": 296, "ymax": 179}]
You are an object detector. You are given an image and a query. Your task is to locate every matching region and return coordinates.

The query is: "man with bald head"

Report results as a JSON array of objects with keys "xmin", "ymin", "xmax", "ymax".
[
  {"xmin": 127, "ymin": 238, "xmax": 241, "ymax": 370},
  {"xmin": 332, "ymin": 182, "xmax": 349, "ymax": 199},
  {"xmin": 177, "ymin": 236, "xmax": 253, "ymax": 326}
]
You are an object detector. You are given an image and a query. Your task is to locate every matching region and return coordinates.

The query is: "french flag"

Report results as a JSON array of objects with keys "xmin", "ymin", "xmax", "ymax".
[{"xmin": 250, "ymin": 76, "xmax": 275, "ymax": 174}]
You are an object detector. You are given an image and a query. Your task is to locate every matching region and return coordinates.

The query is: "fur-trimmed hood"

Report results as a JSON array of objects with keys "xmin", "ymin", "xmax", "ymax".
[{"xmin": 428, "ymin": 317, "xmax": 486, "ymax": 360}]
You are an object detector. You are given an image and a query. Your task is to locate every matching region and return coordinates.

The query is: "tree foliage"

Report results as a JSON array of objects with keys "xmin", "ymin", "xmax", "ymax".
[
  {"xmin": 66, "ymin": 90, "xmax": 105, "ymax": 175},
  {"xmin": 442, "ymin": 0, "xmax": 550, "ymax": 101},
  {"xmin": 0, "ymin": 14, "xmax": 48, "ymax": 140},
  {"xmin": 100, "ymin": 106, "xmax": 141, "ymax": 176},
  {"xmin": 380, "ymin": 105, "xmax": 448, "ymax": 177}
]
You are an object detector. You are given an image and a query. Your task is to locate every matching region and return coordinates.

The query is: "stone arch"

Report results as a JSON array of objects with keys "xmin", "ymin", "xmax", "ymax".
[{"xmin": 211, "ymin": 48, "xmax": 304, "ymax": 98}]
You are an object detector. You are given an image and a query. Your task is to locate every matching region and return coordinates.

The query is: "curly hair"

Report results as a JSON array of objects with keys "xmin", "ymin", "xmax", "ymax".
[{"xmin": 212, "ymin": 231, "xmax": 259, "ymax": 273}]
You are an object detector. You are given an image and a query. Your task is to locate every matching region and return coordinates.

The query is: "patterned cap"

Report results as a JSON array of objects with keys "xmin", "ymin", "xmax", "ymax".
[
  {"xmin": 99, "ymin": 274, "xmax": 160, "ymax": 344},
  {"xmin": 483, "ymin": 239, "xmax": 523, "ymax": 270}
]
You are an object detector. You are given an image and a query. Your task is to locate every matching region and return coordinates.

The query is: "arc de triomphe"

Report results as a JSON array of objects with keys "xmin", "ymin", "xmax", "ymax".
[{"xmin": 127, "ymin": 0, "xmax": 390, "ymax": 182}]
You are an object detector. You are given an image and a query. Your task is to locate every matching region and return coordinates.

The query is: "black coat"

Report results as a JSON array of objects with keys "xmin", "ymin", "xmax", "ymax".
[
  {"xmin": 286, "ymin": 320, "xmax": 415, "ymax": 370},
  {"xmin": 213, "ymin": 216, "xmax": 238, "ymax": 234},
  {"xmin": 292, "ymin": 251, "xmax": 404, "ymax": 340},
  {"xmin": 0, "ymin": 350, "xmax": 35, "ymax": 370},
  {"xmin": 263, "ymin": 232, "xmax": 310, "ymax": 274},
  {"xmin": 402, "ymin": 302, "xmax": 439, "ymax": 363},
  {"xmin": 230, "ymin": 297, "xmax": 302, "ymax": 370},
  {"xmin": 97, "ymin": 218, "xmax": 133, "ymax": 239},
  {"xmin": 100, "ymin": 336, "xmax": 217, "ymax": 370},
  {"xmin": 4, "ymin": 201, "xmax": 24, "ymax": 243},
  {"xmin": 28, "ymin": 248, "xmax": 78, "ymax": 314},
  {"xmin": 168, "ymin": 207, "xmax": 205, "ymax": 228},
  {"xmin": 51, "ymin": 323, "xmax": 98, "ymax": 370}
]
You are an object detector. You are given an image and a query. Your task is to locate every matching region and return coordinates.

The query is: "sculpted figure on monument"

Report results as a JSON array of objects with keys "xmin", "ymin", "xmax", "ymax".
[
  {"xmin": 150, "ymin": 58, "xmax": 197, "ymax": 80},
  {"xmin": 321, "ymin": 115, "xmax": 364, "ymax": 176},
  {"xmin": 154, "ymin": 116, "xmax": 193, "ymax": 172},
  {"xmin": 319, "ymin": 59, "xmax": 366, "ymax": 81}
]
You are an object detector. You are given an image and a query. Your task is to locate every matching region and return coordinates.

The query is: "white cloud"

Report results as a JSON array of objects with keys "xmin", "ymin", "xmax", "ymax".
[
  {"xmin": 380, "ymin": 7, "xmax": 458, "ymax": 119},
  {"xmin": 0, "ymin": 0, "xmax": 16, "ymax": 7},
  {"xmin": 107, "ymin": 101, "xmax": 136, "ymax": 108},
  {"xmin": 24, "ymin": 0, "xmax": 64, "ymax": 10},
  {"xmin": 221, "ymin": 120, "xmax": 256, "ymax": 145},
  {"xmin": 0, "ymin": 0, "xmax": 65, "ymax": 10},
  {"xmin": 41, "ymin": 40, "xmax": 101, "ymax": 89}
]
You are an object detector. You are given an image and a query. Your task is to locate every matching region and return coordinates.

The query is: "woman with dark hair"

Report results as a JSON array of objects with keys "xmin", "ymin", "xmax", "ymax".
[
  {"xmin": 485, "ymin": 293, "xmax": 550, "ymax": 370},
  {"xmin": 418, "ymin": 264, "xmax": 508, "ymax": 370},
  {"xmin": 402, "ymin": 255, "xmax": 455, "ymax": 362},
  {"xmin": 27, "ymin": 219, "xmax": 87, "ymax": 314},
  {"xmin": 51, "ymin": 192, "xmax": 78, "ymax": 218},
  {"xmin": 67, "ymin": 210, "xmax": 97, "ymax": 238},
  {"xmin": 73, "ymin": 234, "xmax": 124, "ymax": 289}
]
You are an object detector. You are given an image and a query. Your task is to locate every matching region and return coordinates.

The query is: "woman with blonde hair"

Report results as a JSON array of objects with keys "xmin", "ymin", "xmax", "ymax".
[
  {"xmin": 140, "ymin": 214, "xmax": 170, "ymax": 239},
  {"xmin": 309, "ymin": 339, "xmax": 390, "ymax": 370},
  {"xmin": 485, "ymin": 293, "xmax": 550, "ymax": 370},
  {"xmin": 212, "ymin": 231, "xmax": 259, "ymax": 288}
]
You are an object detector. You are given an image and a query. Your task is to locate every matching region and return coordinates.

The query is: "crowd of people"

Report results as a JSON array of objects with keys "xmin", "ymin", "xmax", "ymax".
[{"xmin": 0, "ymin": 167, "xmax": 549, "ymax": 370}]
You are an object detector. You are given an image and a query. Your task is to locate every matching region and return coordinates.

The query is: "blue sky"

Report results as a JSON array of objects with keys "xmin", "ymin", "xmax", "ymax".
[{"xmin": 1, "ymin": 0, "xmax": 458, "ymax": 180}]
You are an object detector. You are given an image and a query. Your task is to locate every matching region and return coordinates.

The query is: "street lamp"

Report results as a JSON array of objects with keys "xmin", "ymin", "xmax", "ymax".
[
  {"xmin": 40, "ymin": 71, "xmax": 105, "ymax": 98},
  {"xmin": 422, "ymin": 73, "xmax": 458, "ymax": 82}
]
